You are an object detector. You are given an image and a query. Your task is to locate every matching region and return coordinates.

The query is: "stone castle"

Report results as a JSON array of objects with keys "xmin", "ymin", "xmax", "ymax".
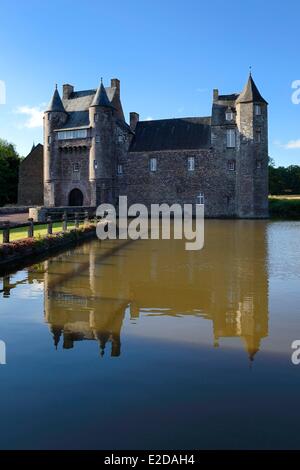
[{"xmin": 18, "ymin": 74, "xmax": 269, "ymax": 218}]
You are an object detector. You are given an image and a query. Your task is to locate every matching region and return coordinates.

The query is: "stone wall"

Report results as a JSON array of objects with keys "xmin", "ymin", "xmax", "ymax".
[
  {"xmin": 18, "ymin": 144, "xmax": 44, "ymax": 206},
  {"xmin": 121, "ymin": 149, "xmax": 238, "ymax": 217}
]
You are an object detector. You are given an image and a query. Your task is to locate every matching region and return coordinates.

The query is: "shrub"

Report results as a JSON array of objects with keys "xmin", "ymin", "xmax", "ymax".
[{"xmin": 269, "ymin": 198, "xmax": 300, "ymax": 219}]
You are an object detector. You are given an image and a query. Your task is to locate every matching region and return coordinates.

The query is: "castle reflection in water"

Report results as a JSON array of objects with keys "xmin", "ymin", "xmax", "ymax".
[{"xmin": 0, "ymin": 220, "xmax": 269, "ymax": 361}]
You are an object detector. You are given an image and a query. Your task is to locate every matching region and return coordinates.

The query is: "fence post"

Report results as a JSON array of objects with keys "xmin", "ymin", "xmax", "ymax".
[
  {"xmin": 62, "ymin": 212, "xmax": 68, "ymax": 232},
  {"xmin": 27, "ymin": 218, "xmax": 34, "ymax": 238},
  {"xmin": 74, "ymin": 212, "xmax": 79, "ymax": 229},
  {"xmin": 47, "ymin": 216, "xmax": 53, "ymax": 235},
  {"xmin": 3, "ymin": 221, "xmax": 10, "ymax": 243},
  {"xmin": 84, "ymin": 211, "xmax": 89, "ymax": 225}
]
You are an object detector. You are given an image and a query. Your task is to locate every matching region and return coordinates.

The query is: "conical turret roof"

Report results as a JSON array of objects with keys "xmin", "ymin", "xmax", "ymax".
[
  {"xmin": 236, "ymin": 74, "xmax": 268, "ymax": 104},
  {"xmin": 91, "ymin": 80, "xmax": 113, "ymax": 108},
  {"xmin": 46, "ymin": 86, "xmax": 66, "ymax": 113}
]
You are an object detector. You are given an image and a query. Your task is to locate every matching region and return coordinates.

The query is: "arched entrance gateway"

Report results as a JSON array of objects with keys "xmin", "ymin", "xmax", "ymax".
[{"xmin": 68, "ymin": 188, "xmax": 84, "ymax": 206}]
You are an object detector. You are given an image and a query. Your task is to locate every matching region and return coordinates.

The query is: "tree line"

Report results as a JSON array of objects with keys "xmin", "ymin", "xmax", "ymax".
[
  {"xmin": 0, "ymin": 138, "xmax": 21, "ymax": 206},
  {"xmin": 269, "ymin": 158, "xmax": 300, "ymax": 195}
]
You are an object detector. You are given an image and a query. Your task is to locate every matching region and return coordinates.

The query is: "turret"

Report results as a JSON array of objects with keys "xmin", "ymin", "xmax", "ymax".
[
  {"xmin": 44, "ymin": 85, "xmax": 67, "ymax": 206},
  {"xmin": 89, "ymin": 79, "xmax": 114, "ymax": 206},
  {"xmin": 235, "ymin": 73, "xmax": 268, "ymax": 218}
]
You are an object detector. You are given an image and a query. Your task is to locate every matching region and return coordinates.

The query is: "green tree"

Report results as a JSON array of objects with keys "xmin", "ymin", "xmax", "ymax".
[
  {"xmin": 0, "ymin": 138, "xmax": 21, "ymax": 206},
  {"xmin": 268, "ymin": 159, "xmax": 300, "ymax": 195}
]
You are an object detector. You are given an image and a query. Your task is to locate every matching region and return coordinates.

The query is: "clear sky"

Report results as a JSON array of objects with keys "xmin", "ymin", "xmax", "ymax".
[{"xmin": 0, "ymin": 0, "xmax": 299, "ymax": 167}]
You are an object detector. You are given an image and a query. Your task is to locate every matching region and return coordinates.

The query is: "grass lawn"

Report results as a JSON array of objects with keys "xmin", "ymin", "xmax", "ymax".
[
  {"xmin": 269, "ymin": 195, "xmax": 300, "ymax": 218},
  {"xmin": 0, "ymin": 222, "xmax": 84, "ymax": 244},
  {"xmin": 269, "ymin": 195, "xmax": 300, "ymax": 200}
]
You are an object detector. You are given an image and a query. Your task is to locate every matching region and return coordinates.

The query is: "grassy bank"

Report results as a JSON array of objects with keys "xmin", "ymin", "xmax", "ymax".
[
  {"xmin": 269, "ymin": 196, "xmax": 300, "ymax": 219},
  {"xmin": 0, "ymin": 221, "xmax": 84, "ymax": 243},
  {"xmin": 0, "ymin": 224, "xmax": 98, "ymax": 273}
]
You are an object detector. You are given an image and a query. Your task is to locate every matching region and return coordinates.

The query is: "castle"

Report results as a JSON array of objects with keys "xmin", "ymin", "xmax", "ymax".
[{"xmin": 18, "ymin": 74, "xmax": 269, "ymax": 218}]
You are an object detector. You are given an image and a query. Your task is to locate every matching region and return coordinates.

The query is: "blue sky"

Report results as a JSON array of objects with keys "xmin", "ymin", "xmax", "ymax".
[{"xmin": 0, "ymin": 0, "xmax": 299, "ymax": 167}]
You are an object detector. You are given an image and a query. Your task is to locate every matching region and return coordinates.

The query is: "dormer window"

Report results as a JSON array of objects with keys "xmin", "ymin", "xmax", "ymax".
[
  {"xmin": 255, "ymin": 104, "xmax": 262, "ymax": 116},
  {"xmin": 225, "ymin": 108, "xmax": 234, "ymax": 121}
]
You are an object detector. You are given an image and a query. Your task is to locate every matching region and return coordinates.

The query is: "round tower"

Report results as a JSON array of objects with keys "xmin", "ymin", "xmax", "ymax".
[
  {"xmin": 44, "ymin": 85, "xmax": 67, "ymax": 206},
  {"xmin": 235, "ymin": 74, "xmax": 268, "ymax": 218},
  {"xmin": 89, "ymin": 79, "xmax": 114, "ymax": 206}
]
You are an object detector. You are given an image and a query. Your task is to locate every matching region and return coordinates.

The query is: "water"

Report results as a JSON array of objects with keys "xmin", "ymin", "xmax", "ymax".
[{"xmin": 0, "ymin": 220, "xmax": 300, "ymax": 449}]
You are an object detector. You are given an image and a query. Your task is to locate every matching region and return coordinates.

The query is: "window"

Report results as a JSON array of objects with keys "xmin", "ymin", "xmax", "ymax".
[
  {"xmin": 118, "ymin": 135, "xmax": 124, "ymax": 143},
  {"xmin": 226, "ymin": 129, "xmax": 236, "ymax": 148},
  {"xmin": 187, "ymin": 156, "xmax": 195, "ymax": 171},
  {"xmin": 256, "ymin": 160, "xmax": 262, "ymax": 169},
  {"xmin": 94, "ymin": 160, "xmax": 98, "ymax": 169},
  {"xmin": 255, "ymin": 104, "xmax": 262, "ymax": 116},
  {"xmin": 48, "ymin": 114, "xmax": 51, "ymax": 121},
  {"xmin": 197, "ymin": 192, "xmax": 205, "ymax": 205},
  {"xmin": 57, "ymin": 129, "xmax": 88, "ymax": 140},
  {"xmin": 73, "ymin": 162, "xmax": 79, "ymax": 172},
  {"xmin": 150, "ymin": 158, "xmax": 157, "ymax": 172},
  {"xmin": 96, "ymin": 135, "xmax": 100, "ymax": 143},
  {"xmin": 228, "ymin": 160, "xmax": 236, "ymax": 171},
  {"xmin": 48, "ymin": 135, "xmax": 52, "ymax": 144},
  {"xmin": 225, "ymin": 111, "xmax": 234, "ymax": 121},
  {"xmin": 95, "ymin": 113, "xmax": 99, "ymax": 123},
  {"xmin": 255, "ymin": 130, "xmax": 262, "ymax": 143},
  {"xmin": 117, "ymin": 164, "xmax": 123, "ymax": 175}
]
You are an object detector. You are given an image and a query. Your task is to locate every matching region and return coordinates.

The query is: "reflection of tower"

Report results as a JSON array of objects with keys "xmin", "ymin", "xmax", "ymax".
[
  {"xmin": 39, "ymin": 219, "xmax": 269, "ymax": 363},
  {"xmin": 210, "ymin": 220, "xmax": 269, "ymax": 361},
  {"xmin": 43, "ymin": 242, "xmax": 127, "ymax": 357}
]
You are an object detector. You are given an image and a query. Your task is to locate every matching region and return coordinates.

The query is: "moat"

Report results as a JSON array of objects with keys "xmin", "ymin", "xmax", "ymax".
[{"xmin": 0, "ymin": 220, "xmax": 300, "ymax": 449}]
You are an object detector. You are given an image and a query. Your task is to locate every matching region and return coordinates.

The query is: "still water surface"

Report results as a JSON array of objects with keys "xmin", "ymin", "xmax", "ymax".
[{"xmin": 0, "ymin": 220, "xmax": 300, "ymax": 449}]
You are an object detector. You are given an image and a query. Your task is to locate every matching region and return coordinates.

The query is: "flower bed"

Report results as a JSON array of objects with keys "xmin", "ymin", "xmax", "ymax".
[{"xmin": 0, "ymin": 224, "xmax": 97, "ymax": 267}]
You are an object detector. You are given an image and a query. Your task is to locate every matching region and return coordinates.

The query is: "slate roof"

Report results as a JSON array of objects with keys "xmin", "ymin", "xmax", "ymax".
[
  {"xmin": 236, "ymin": 75, "xmax": 267, "ymax": 104},
  {"xmin": 46, "ymin": 88, "xmax": 66, "ymax": 113},
  {"xmin": 218, "ymin": 93, "xmax": 240, "ymax": 101},
  {"xmin": 91, "ymin": 82, "xmax": 114, "ymax": 108},
  {"xmin": 59, "ymin": 86, "xmax": 117, "ymax": 129},
  {"xmin": 129, "ymin": 117, "xmax": 211, "ymax": 152}
]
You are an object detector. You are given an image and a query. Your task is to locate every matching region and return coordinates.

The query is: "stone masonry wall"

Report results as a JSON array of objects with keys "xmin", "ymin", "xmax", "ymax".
[
  {"xmin": 18, "ymin": 145, "xmax": 44, "ymax": 206},
  {"xmin": 120, "ymin": 149, "xmax": 237, "ymax": 217}
]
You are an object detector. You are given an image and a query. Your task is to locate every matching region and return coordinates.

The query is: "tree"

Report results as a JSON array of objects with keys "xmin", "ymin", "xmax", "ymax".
[
  {"xmin": 268, "ymin": 159, "xmax": 300, "ymax": 195},
  {"xmin": 0, "ymin": 139, "xmax": 21, "ymax": 206}
]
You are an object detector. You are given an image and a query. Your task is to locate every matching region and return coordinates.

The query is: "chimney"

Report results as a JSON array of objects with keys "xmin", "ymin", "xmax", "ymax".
[
  {"xmin": 111, "ymin": 78, "xmax": 120, "ymax": 95},
  {"xmin": 63, "ymin": 84, "xmax": 74, "ymax": 99},
  {"xmin": 130, "ymin": 112, "xmax": 139, "ymax": 131},
  {"xmin": 213, "ymin": 89, "xmax": 219, "ymax": 102}
]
